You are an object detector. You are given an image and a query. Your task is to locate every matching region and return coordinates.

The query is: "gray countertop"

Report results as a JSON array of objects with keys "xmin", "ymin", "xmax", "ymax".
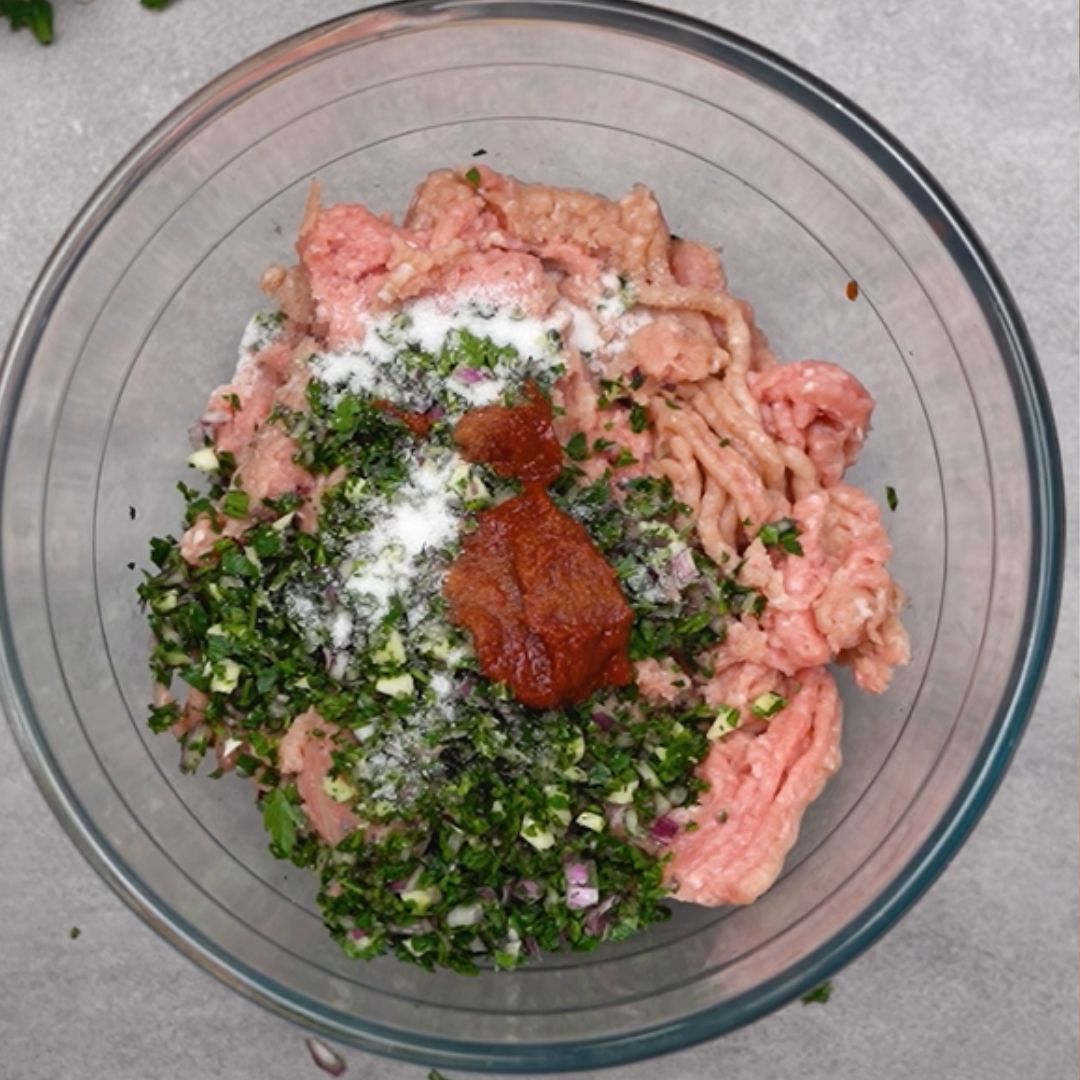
[{"xmin": 1, "ymin": 2, "xmax": 1076, "ymax": 1078}]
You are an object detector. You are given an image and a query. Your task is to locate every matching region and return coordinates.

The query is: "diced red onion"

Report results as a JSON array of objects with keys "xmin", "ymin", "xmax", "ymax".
[
  {"xmin": 565, "ymin": 861, "xmax": 599, "ymax": 909},
  {"xmin": 524, "ymin": 935, "xmax": 542, "ymax": 959},
  {"xmin": 347, "ymin": 927, "xmax": 369, "ymax": 944},
  {"xmin": 389, "ymin": 869, "xmax": 422, "ymax": 894},
  {"xmin": 514, "ymin": 879, "xmax": 544, "ymax": 903},
  {"xmin": 591, "ymin": 710, "xmax": 614, "ymax": 731},
  {"xmin": 304, "ymin": 1037, "xmax": 346, "ymax": 1077},
  {"xmin": 476, "ymin": 886, "xmax": 498, "ymax": 902},
  {"xmin": 650, "ymin": 815, "xmax": 679, "ymax": 844},
  {"xmin": 565, "ymin": 861, "xmax": 591, "ymax": 887},
  {"xmin": 455, "ymin": 366, "xmax": 489, "ymax": 384},
  {"xmin": 426, "ymin": 404, "xmax": 445, "ymax": 421},
  {"xmin": 568, "ymin": 884, "xmax": 600, "ymax": 910},
  {"xmin": 668, "ymin": 548, "xmax": 699, "ymax": 587},
  {"xmin": 584, "ymin": 895, "xmax": 617, "ymax": 936}
]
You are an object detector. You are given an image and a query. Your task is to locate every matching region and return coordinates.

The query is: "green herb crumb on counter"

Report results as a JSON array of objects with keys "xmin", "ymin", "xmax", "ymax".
[
  {"xmin": 801, "ymin": 980, "xmax": 833, "ymax": 1004},
  {"xmin": 2, "ymin": 0, "xmax": 171, "ymax": 45},
  {"xmin": 68, "ymin": 926, "xmax": 80, "ymax": 940}
]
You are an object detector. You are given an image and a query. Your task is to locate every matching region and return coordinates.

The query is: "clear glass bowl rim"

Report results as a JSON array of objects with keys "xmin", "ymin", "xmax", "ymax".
[{"xmin": 0, "ymin": 0, "xmax": 1065, "ymax": 1071}]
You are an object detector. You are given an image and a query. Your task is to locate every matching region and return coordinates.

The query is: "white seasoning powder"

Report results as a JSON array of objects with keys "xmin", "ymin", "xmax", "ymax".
[
  {"xmin": 344, "ymin": 452, "xmax": 461, "ymax": 622},
  {"xmin": 403, "ymin": 292, "xmax": 564, "ymax": 362},
  {"xmin": 310, "ymin": 289, "xmax": 566, "ymax": 414},
  {"xmin": 331, "ymin": 609, "xmax": 354, "ymax": 649},
  {"xmin": 429, "ymin": 673, "xmax": 453, "ymax": 698},
  {"xmin": 285, "ymin": 593, "xmax": 321, "ymax": 639},
  {"xmin": 559, "ymin": 300, "xmax": 603, "ymax": 356}
]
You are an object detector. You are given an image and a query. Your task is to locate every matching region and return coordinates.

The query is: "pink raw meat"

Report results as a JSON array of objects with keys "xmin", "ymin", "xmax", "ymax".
[
  {"xmin": 278, "ymin": 709, "xmax": 359, "ymax": 847},
  {"xmin": 205, "ymin": 339, "xmax": 293, "ymax": 456},
  {"xmin": 670, "ymin": 238, "xmax": 726, "ymax": 292},
  {"xmin": 709, "ymin": 485, "xmax": 908, "ymax": 692},
  {"xmin": 749, "ymin": 360, "xmax": 873, "ymax": 486},
  {"xmin": 664, "ymin": 667, "xmax": 842, "ymax": 905},
  {"xmin": 625, "ymin": 314, "xmax": 725, "ymax": 383}
]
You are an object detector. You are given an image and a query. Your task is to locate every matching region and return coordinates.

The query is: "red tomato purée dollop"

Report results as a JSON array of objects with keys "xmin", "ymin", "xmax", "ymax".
[{"xmin": 445, "ymin": 388, "xmax": 633, "ymax": 709}]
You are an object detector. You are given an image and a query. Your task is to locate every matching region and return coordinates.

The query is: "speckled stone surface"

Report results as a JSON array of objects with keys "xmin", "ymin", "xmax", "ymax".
[{"xmin": 0, "ymin": 3, "xmax": 1076, "ymax": 1078}]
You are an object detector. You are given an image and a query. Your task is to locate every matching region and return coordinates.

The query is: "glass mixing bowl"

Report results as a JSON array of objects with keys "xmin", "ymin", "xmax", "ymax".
[{"xmin": 0, "ymin": 0, "xmax": 1063, "ymax": 1071}]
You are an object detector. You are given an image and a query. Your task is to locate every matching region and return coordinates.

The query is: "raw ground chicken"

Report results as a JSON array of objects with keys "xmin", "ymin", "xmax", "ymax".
[{"xmin": 170, "ymin": 165, "xmax": 908, "ymax": 920}]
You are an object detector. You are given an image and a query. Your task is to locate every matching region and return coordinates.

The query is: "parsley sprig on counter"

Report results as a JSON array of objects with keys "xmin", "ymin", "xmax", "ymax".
[{"xmin": 3, "ymin": 0, "xmax": 171, "ymax": 45}]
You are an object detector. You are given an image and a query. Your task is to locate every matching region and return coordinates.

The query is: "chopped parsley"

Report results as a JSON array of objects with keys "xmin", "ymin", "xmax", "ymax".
[
  {"xmin": 886, "ymin": 485, "xmax": 898, "ymax": 511},
  {"xmin": 262, "ymin": 788, "xmax": 307, "ymax": 859},
  {"xmin": 564, "ymin": 432, "xmax": 589, "ymax": 461},
  {"xmin": 750, "ymin": 692, "xmax": 787, "ymax": 719},
  {"xmin": 757, "ymin": 518, "xmax": 803, "ymax": 556},
  {"xmin": 68, "ymin": 926, "xmax": 81, "ymax": 940},
  {"xmin": 464, "ymin": 167, "xmax": 482, "ymax": 187},
  {"xmin": 220, "ymin": 490, "xmax": 250, "ymax": 519}
]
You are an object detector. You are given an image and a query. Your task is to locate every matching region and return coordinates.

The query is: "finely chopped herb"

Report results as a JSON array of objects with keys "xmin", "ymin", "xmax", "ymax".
[
  {"xmin": 886, "ymin": 485, "xmax": 899, "ymax": 511},
  {"xmin": 757, "ymin": 517, "xmax": 803, "ymax": 556},
  {"xmin": 141, "ymin": 310, "xmax": 772, "ymax": 973}
]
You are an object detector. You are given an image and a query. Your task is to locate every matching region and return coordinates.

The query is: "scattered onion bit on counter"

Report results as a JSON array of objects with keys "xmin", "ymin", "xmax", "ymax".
[{"xmin": 304, "ymin": 1037, "xmax": 346, "ymax": 1076}]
